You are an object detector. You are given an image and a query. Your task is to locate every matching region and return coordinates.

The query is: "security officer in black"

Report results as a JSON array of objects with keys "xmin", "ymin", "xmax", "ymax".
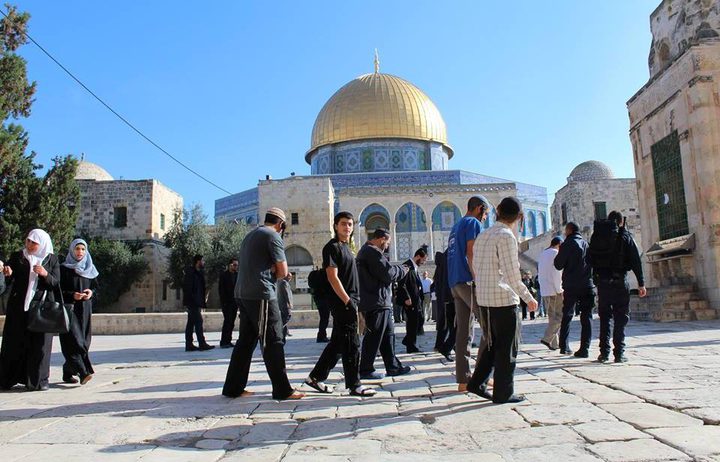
[{"xmin": 590, "ymin": 211, "xmax": 647, "ymax": 363}]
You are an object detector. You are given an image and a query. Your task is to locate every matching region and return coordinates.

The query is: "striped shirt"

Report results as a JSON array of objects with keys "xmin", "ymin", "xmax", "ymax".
[{"xmin": 472, "ymin": 222, "xmax": 535, "ymax": 308}]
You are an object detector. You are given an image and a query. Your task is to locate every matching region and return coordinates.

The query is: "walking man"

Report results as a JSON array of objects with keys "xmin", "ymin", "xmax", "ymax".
[
  {"xmin": 467, "ymin": 197, "xmax": 537, "ymax": 404},
  {"xmin": 183, "ymin": 255, "xmax": 214, "ymax": 352},
  {"xmin": 447, "ymin": 195, "xmax": 489, "ymax": 391},
  {"xmin": 539, "ymin": 237, "xmax": 564, "ymax": 350},
  {"xmin": 219, "ymin": 258, "xmax": 239, "ymax": 348},
  {"xmin": 555, "ymin": 222, "xmax": 596, "ymax": 357},
  {"xmin": 222, "ymin": 208, "xmax": 304, "ymax": 400},
  {"xmin": 432, "ymin": 250, "xmax": 455, "ymax": 361},
  {"xmin": 309, "ymin": 268, "xmax": 331, "ymax": 343},
  {"xmin": 421, "ymin": 271, "xmax": 433, "ymax": 322},
  {"xmin": 305, "ymin": 212, "xmax": 376, "ymax": 396},
  {"xmin": 590, "ymin": 211, "xmax": 647, "ymax": 363},
  {"xmin": 399, "ymin": 247, "xmax": 428, "ymax": 353},
  {"xmin": 358, "ymin": 228, "xmax": 411, "ymax": 379}
]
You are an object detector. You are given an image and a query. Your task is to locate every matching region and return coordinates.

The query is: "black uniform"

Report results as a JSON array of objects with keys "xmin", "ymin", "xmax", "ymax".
[
  {"xmin": 218, "ymin": 269, "xmax": 238, "ymax": 346},
  {"xmin": 357, "ymin": 242, "xmax": 407, "ymax": 377},
  {"xmin": 59, "ymin": 266, "xmax": 97, "ymax": 380},
  {"xmin": 398, "ymin": 258, "xmax": 423, "ymax": 352},
  {"xmin": 593, "ymin": 228, "xmax": 644, "ymax": 359},
  {"xmin": 0, "ymin": 252, "xmax": 60, "ymax": 390},
  {"xmin": 555, "ymin": 232, "xmax": 596, "ymax": 353},
  {"xmin": 432, "ymin": 250, "xmax": 456, "ymax": 355},
  {"xmin": 309, "ymin": 239, "xmax": 361, "ymax": 389}
]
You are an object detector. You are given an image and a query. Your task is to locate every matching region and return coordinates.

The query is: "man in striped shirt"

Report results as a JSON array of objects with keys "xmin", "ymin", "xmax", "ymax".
[{"xmin": 467, "ymin": 197, "xmax": 537, "ymax": 404}]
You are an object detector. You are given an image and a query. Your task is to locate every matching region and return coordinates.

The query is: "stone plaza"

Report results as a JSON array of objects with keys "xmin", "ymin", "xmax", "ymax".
[{"xmin": 1, "ymin": 317, "xmax": 719, "ymax": 462}]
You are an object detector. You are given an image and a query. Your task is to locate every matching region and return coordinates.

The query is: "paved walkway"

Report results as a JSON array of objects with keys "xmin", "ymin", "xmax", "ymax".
[{"xmin": 1, "ymin": 317, "xmax": 719, "ymax": 461}]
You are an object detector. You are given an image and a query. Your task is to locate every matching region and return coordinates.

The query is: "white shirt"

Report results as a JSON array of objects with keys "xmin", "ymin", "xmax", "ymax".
[
  {"xmin": 538, "ymin": 247, "xmax": 563, "ymax": 296},
  {"xmin": 421, "ymin": 277, "xmax": 433, "ymax": 294},
  {"xmin": 472, "ymin": 222, "xmax": 535, "ymax": 308}
]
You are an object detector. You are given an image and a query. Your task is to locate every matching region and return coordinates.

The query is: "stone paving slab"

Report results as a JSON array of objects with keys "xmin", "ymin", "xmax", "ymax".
[{"xmin": 0, "ymin": 318, "xmax": 718, "ymax": 461}]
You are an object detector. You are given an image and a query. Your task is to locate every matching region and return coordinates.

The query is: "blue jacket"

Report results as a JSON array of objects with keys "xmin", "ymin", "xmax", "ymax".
[{"xmin": 554, "ymin": 233, "xmax": 594, "ymax": 292}]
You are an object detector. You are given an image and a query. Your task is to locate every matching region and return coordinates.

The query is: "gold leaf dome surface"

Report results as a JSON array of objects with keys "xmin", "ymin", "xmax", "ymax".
[{"xmin": 307, "ymin": 73, "xmax": 451, "ymax": 163}]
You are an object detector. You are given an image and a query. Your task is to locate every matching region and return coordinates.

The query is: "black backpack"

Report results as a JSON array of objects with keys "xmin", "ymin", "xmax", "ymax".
[
  {"xmin": 307, "ymin": 268, "xmax": 331, "ymax": 296},
  {"xmin": 589, "ymin": 219, "xmax": 626, "ymax": 271}
]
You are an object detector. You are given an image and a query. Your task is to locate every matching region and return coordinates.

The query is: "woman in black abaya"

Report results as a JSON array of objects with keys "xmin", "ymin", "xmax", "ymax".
[
  {"xmin": 59, "ymin": 238, "xmax": 98, "ymax": 385},
  {"xmin": 0, "ymin": 229, "xmax": 59, "ymax": 391}
]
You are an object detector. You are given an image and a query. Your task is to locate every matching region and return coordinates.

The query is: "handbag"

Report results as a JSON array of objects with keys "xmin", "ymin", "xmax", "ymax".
[{"xmin": 27, "ymin": 286, "xmax": 73, "ymax": 334}]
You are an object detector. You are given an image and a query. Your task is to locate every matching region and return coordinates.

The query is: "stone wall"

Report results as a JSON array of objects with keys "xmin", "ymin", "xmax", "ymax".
[
  {"xmin": 258, "ymin": 176, "xmax": 335, "ymax": 268},
  {"xmin": 627, "ymin": 40, "xmax": 720, "ymax": 307}
]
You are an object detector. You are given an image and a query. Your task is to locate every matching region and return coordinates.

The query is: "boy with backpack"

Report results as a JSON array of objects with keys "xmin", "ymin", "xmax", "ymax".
[{"xmin": 588, "ymin": 211, "xmax": 647, "ymax": 363}]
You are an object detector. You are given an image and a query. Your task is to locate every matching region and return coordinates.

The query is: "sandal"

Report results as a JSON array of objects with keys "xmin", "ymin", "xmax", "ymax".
[
  {"xmin": 304, "ymin": 377, "xmax": 334, "ymax": 394},
  {"xmin": 350, "ymin": 385, "xmax": 377, "ymax": 397}
]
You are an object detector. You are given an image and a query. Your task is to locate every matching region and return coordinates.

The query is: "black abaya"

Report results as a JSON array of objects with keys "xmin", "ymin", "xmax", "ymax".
[
  {"xmin": 59, "ymin": 266, "xmax": 96, "ymax": 378},
  {"xmin": 0, "ymin": 251, "xmax": 60, "ymax": 390}
]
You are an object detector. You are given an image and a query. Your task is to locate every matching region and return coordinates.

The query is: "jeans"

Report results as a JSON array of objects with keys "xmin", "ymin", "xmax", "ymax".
[
  {"xmin": 359, "ymin": 308, "xmax": 403, "ymax": 375},
  {"xmin": 220, "ymin": 301, "xmax": 239, "ymax": 346},
  {"xmin": 185, "ymin": 306, "xmax": 207, "ymax": 346},
  {"xmin": 310, "ymin": 302, "xmax": 361, "ymax": 389},
  {"xmin": 315, "ymin": 296, "xmax": 331, "ymax": 341}
]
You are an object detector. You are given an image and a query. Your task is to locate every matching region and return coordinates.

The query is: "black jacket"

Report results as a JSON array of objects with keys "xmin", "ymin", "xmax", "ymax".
[
  {"xmin": 554, "ymin": 233, "xmax": 594, "ymax": 292},
  {"xmin": 218, "ymin": 270, "xmax": 237, "ymax": 306},
  {"xmin": 182, "ymin": 266, "xmax": 206, "ymax": 308},
  {"xmin": 356, "ymin": 242, "xmax": 406, "ymax": 312},
  {"xmin": 397, "ymin": 258, "xmax": 423, "ymax": 309},
  {"xmin": 593, "ymin": 228, "xmax": 645, "ymax": 286},
  {"xmin": 431, "ymin": 250, "xmax": 452, "ymax": 307}
]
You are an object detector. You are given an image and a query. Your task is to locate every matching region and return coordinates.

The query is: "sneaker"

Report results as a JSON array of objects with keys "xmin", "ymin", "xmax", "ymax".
[
  {"xmin": 573, "ymin": 349, "xmax": 589, "ymax": 358},
  {"xmin": 614, "ymin": 355, "xmax": 628, "ymax": 363},
  {"xmin": 63, "ymin": 374, "xmax": 79, "ymax": 384},
  {"xmin": 597, "ymin": 354, "xmax": 609, "ymax": 363},
  {"xmin": 386, "ymin": 365, "xmax": 411, "ymax": 377},
  {"xmin": 559, "ymin": 349, "xmax": 572, "ymax": 355},
  {"xmin": 360, "ymin": 371, "xmax": 385, "ymax": 380}
]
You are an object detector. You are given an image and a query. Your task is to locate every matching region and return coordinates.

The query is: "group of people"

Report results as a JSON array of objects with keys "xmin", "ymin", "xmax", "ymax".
[
  {"xmin": 538, "ymin": 214, "xmax": 646, "ymax": 363},
  {"xmin": 217, "ymin": 196, "xmax": 537, "ymax": 403},
  {"xmin": 0, "ymin": 230, "xmax": 98, "ymax": 391}
]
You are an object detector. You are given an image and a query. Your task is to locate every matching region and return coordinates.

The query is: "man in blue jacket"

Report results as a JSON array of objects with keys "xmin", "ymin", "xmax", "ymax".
[
  {"xmin": 357, "ymin": 229, "xmax": 410, "ymax": 379},
  {"xmin": 554, "ymin": 222, "xmax": 595, "ymax": 357}
]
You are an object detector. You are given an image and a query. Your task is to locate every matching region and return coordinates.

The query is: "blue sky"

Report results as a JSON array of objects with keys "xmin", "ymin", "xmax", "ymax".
[{"xmin": 11, "ymin": 1, "xmax": 658, "ymax": 220}]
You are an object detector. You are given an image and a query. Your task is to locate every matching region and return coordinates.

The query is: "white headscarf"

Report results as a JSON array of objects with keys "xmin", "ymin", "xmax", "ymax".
[{"xmin": 22, "ymin": 229, "xmax": 54, "ymax": 311}]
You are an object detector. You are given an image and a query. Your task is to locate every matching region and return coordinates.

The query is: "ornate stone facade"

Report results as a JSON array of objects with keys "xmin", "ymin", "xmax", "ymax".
[{"xmin": 626, "ymin": 0, "xmax": 720, "ymax": 319}]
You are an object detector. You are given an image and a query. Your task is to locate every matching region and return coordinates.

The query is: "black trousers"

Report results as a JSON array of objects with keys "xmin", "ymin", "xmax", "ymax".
[
  {"xmin": 309, "ymin": 302, "xmax": 361, "ymax": 389},
  {"xmin": 417, "ymin": 307, "xmax": 425, "ymax": 333},
  {"xmin": 434, "ymin": 301, "xmax": 456, "ymax": 354},
  {"xmin": 360, "ymin": 308, "xmax": 403, "ymax": 375},
  {"xmin": 316, "ymin": 297, "xmax": 331, "ymax": 341},
  {"xmin": 597, "ymin": 280, "xmax": 630, "ymax": 357},
  {"xmin": 521, "ymin": 302, "xmax": 535, "ymax": 320},
  {"xmin": 402, "ymin": 305, "xmax": 419, "ymax": 350},
  {"xmin": 468, "ymin": 305, "xmax": 519, "ymax": 403},
  {"xmin": 185, "ymin": 305, "xmax": 206, "ymax": 346},
  {"xmin": 559, "ymin": 287, "xmax": 595, "ymax": 352},
  {"xmin": 220, "ymin": 301, "xmax": 239, "ymax": 346},
  {"xmin": 393, "ymin": 304, "xmax": 405, "ymax": 323},
  {"xmin": 222, "ymin": 298, "xmax": 293, "ymax": 400}
]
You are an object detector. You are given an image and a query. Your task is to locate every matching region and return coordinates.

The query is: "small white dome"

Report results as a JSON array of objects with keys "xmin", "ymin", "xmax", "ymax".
[
  {"xmin": 568, "ymin": 160, "xmax": 615, "ymax": 182},
  {"xmin": 76, "ymin": 160, "xmax": 113, "ymax": 181}
]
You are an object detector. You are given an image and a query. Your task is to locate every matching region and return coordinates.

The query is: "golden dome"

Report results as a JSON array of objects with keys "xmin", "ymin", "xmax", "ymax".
[{"xmin": 306, "ymin": 72, "xmax": 452, "ymax": 163}]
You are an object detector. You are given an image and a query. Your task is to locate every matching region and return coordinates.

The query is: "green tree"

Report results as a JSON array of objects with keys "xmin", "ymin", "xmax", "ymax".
[
  {"xmin": 0, "ymin": 5, "xmax": 79, "ymax": 257},
  {"xmin": 164, "ymin": 204, "xmax": 212, "ymax": 289},
  {"xmin": 80, "ymin": 237, "xmax": 149, "ymax": 311},
  {"xmin": 206, "ymin": 218, "xmax": 249, "ymax": 287}
]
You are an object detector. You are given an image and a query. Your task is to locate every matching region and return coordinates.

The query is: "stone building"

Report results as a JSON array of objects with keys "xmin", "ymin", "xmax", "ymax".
[
  {"xmin": 626, "ymin": 0, "xmax": 720, "ymax": 320},
  {"xmin": 520, "ymin": 160, "xmax": 643, "ymax": 286},
  {"xmin": 75, "ymin": 160, "xmax": 184, "ymax": 312},
  {"xmin": 216, "ymin": 65, "xmax": 549, "ymax": 284},
  {"xmin": 551, "ymin": 160, "xmax": 642, "ymax": 243}
]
